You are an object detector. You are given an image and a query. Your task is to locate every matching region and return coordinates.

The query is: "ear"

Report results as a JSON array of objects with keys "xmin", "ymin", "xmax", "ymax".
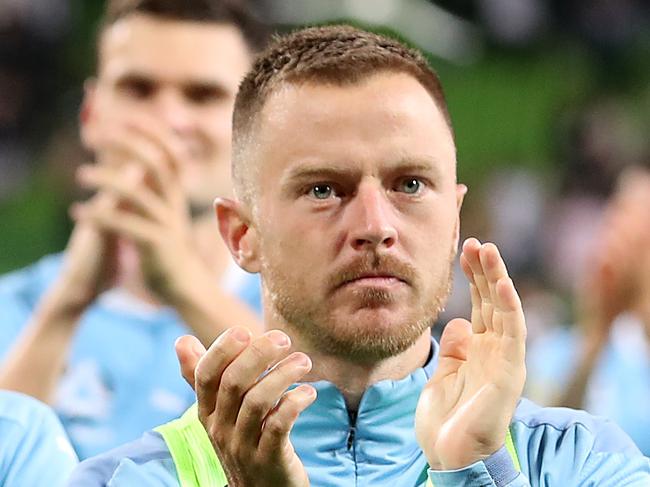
[
  {"xmin": 215, "ymin": 197, "xmax": 261, "ymax": 273},
  {"xmin": 453, "ymin": 183, "xmax": 467, "ymax": 250},
  {"xmin": 79, "ymin": 78, "xmax": 98, "ymax": 150}
]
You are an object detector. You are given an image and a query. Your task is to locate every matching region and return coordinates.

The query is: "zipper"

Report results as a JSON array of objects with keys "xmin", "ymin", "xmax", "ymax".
[{"xmin": 347, "ymin": 409, "xmax": 357, "ymax": 451}]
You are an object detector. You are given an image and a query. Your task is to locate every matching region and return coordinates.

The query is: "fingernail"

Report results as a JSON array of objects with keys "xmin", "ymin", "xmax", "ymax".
[
  {"xmin": 267, "ymin": 330, "xmax": 290, "ymax": 347},
  {"xmin": 230, "ymin": 327, "xmax": 250, "ymax": 343},
  {"xmin": 290, "ymin": 353, "xmax": 311, "ymax": 368},
  {"xmin": 296, "ymin": 384, "xmax": 316, "ymax": 398}
]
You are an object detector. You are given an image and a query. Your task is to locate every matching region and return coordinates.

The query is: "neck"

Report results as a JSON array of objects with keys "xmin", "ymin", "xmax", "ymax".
[{"xmin": 286, "ymin": 328, "xmax": 432, "ymax": 411}]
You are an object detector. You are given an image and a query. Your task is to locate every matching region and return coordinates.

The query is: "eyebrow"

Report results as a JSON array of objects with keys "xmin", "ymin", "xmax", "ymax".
[
  {"xmin": 114, "ymin": 72, "xmax": 232, "ymax": 96},
  {"xmin": 282, "ymin": 155, "xmax": 445, "ymax": 186}
]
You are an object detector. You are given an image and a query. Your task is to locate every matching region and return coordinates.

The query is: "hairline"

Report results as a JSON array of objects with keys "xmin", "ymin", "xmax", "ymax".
[
  {"xmin": 95, "ymin": 13, "xmax": 251, "ymax": 75},
  {"xmin": 233, "ymin": 68, "xmax": 456, "ymax": 212}
]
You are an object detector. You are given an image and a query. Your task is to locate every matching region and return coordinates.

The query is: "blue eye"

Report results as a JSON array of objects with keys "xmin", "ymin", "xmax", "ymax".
[
  {"xmin": 310, "ymin": 184, "xmax": 333, "ymax": 199},
  {"xmin": 397, "ymin": 178, "xmax": 422, "ymax": 194}
]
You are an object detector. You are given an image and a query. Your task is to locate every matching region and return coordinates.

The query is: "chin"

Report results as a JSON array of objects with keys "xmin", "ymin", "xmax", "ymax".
[{"xmin": 317, "ymin": 306, "xmax": 431, "ymax": 362}]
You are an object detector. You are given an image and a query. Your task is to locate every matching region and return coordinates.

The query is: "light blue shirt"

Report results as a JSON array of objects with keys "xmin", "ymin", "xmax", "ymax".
[
  {"xmin": 0, "ymin": 253, "xmax": 262, "ymax": 460},
  {"xmin": 526, "ymin": 315, "xmax": 650, "ymax": 456},
  {"xmin": 0, "ymin": 390, "xmax": 78, "ymax": 486},
  {"xmin": 69, "ymin": 338, "xmax": 650, "ymax": 486}
]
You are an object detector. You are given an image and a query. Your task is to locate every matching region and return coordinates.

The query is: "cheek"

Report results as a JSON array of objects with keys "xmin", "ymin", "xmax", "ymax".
[
  {"xmin": 408, "ymin": 209, "xmax": 458, "ymax": 266},
  {"xmin": 264, "ymin": 213, "xmax": 326, "ymax": 268}
]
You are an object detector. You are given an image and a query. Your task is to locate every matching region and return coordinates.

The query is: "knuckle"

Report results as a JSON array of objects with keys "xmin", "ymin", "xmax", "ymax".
[
  {"xmin": 241, "ymin": 393, "xmax": 268, "ymax": 417},
  {"xmin": 245, "ymin": 394, "xmax": 267, "ymax": 415},
  {"xmin": 263, "ymin": 416, "xmax": 287, "ymax": 438},
  {"xmin": 194, "ymin": 367, "xmax": 215, "ymax": 391},
  {"xmin": 220, "ymin": 370, "xmax": 243, "ymax": 396}
]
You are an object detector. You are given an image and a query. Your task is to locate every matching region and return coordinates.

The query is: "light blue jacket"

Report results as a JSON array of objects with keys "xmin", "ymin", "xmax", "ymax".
[
  {"xmin": 0, "ymin": 390, "xmax": 78, "ymax": 486},
  {"xmin": 0, "ymin": 254, "xmax": 262, "ymax": 460},
  {"xmin": 69, "ymin": 339, "xmax": 650, "ymax": 486}
]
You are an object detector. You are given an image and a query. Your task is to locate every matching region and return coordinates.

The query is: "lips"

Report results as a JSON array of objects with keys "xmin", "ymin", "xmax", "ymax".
[{"xmin": 340, "ymin": 273, "xmax": 408, "ymax": 288}]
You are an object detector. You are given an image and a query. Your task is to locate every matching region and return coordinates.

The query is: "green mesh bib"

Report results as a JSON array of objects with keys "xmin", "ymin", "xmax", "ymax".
[{"xmin": 156, "ymin": 404, "xmax": 520, "ymax": 487}]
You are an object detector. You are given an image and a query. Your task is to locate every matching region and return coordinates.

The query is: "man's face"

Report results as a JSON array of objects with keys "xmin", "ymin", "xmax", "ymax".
[
  {"xmin": 83, "ymin": 14, "xmax": 251, "ymax": 210},
  {"xmin": 251, "ymin": 73, "xmax": 463, "ymax": 361}
]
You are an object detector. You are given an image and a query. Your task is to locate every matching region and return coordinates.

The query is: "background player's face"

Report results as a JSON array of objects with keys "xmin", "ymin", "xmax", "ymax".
[
  {"xmin": 253, "ymin": 72, "xmax": 464, "ymax": 360},
  {"xmin": 82, "ymin": 14, "xmax": 251, "ymax": 210}
]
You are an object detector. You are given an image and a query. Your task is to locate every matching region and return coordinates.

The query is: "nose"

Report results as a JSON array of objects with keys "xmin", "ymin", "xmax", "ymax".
[
  {"xmin": 155, "ymin": 90, "xmax": 193, "ymax": 135},
  {"xmin": 348, "ymin": 182, "xmax": 398, "ymax": 252}
]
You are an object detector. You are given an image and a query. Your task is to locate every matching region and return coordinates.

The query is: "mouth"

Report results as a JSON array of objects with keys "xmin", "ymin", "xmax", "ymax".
[{"xmin": 339, "ymin": 273, "xmax": 408, "ymax": 290}]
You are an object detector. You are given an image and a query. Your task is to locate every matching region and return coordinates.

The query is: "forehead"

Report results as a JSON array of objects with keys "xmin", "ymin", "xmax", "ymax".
[
  {"xmin": 255, "ymin": 72, "xmax": 456, "ymax": 177},
  {"xmin": 98, "ymin": 14, "xmax": 251, "ymax": 88}
]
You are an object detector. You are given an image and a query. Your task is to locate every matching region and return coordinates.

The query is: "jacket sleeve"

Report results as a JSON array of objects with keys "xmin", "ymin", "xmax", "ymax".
[
  {"xmin": 427, "ymin": 446, "xmax": 531, "ymax": 487},
  {"xmin": 513, "ymin": 400, "xmax": 650, "ymax": 486},
  {"xmin": 428, "ymin": 400, "xmax": 650, "ymax": 486},
  {"xmin": 67, "ymin": 430, "xmax": 179, "ymax": 486}
]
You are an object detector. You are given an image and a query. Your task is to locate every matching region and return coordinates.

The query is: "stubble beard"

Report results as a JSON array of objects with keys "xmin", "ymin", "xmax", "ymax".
[{"xmin": 261, "ymin": 248, "xmax": 455, "ymax": 363}]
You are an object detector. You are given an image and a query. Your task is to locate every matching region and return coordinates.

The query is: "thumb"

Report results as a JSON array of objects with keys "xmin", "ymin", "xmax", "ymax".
[
  {"xmin": 175, "ymin": 335, "xmax": 206, "ymax": 391},
  {"xmin": 433, "ymin": 319, "xmax": 472, "ymax": 380},
  {"xmin": 439, "ymin": 319, "xmax": 472, "ymax": 361}
]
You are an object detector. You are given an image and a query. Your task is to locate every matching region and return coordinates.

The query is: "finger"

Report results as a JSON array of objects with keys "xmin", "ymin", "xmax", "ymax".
[
  {"xmin": 195, "ymin": 327, "xmax": 252, "ymax": 420},
  {"xmin": 73, "ymin": 202, "xmax": 158, "ymax": 244},
  {"xmin": 431, "ymin": 319, "xmax": 472, "ymax": 381},
  {"xmin": 257, "ymin": 384, "xmax": 317, "ymax": 460},
  {"xmin": 461, "ymin": 254, "xmax": 485, "ymax": 334},
  {"xmin": 95, "ymin": 126, "xmax": 176, "ymax": 198},
  {"xmin": 77, "ymin": 164, "xmax": 168, "ymax": 223},
  {"xmin": 123, "ymin": 123, "xmax": 185, "ymax": 206},
  {"xmin": 236, "ymin": 352, "xmax": 312, "ymax": 447},
  {"xmin": 495, "ymin": 277, "xmax": 526, "ymax": 344},
  {"xmin": 215, "ymin": 330, "xmax": 292, "ymax": 429},
  {"xmin": 175, "ymin": 335, "xmax": 206, "ymax": 390},
  {"xmin": 479, "ymin": 243, "xmax": 509, "ymax": 334},
  {"xmin": 70, "ymin": 188, "xmax": 117, "ymax": 220},
  {"xmin": 462, "ymin": 238, "xmax": 494, "ymax": 331},
  {"xmin": 126, "ymin": 120, "xmax": 185, "ymax": 177},
  {"xmin": 438, "ymin": 319, "xmax": 472, "ymax": 361}
]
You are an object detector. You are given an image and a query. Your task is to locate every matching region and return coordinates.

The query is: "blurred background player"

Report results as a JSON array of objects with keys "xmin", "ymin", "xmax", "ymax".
[
  {"xmin": 527, "ymin": 166, "xmax": 650, "ymax": 455},
  {"xmin": 0, "ymin": 0, "xmax": 267, "ymax": 459}
]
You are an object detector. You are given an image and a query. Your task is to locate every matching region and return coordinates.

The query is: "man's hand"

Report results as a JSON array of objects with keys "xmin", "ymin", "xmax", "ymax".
[
  {"xmin": 415, "ymin": 238, "xmax": 526, "ymax": 470},
  {"xmin": 74, "ymin": 118, "xmax": 197, "ymax": 302},
  {"xmin": 49, "ymin": 192, "xmax": 119, "ymax": 313},
  {"xmin": 175, "ymin": 329, "xmax": 316, "ymax": 487}
]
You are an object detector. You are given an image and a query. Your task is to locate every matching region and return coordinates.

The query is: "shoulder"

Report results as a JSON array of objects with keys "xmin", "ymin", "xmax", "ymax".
[
  {"xmin": 0, "ymin": 253, "xmax": 63, "ymax": 300},
  {"xmin": 513, "ymin": 397, "xmax": 639, "ymax": 454},
  {"xmin": 68, "ymin": 430, "xmax": 179, "ymax": 486},
  {"xmin": 511, "ymin": 398, "xmax": 650, "ymax": 484},
  {"xmin": 0, "ymin": 389, "xmax": 63, "ymax": 427},
  {"xmin": 0, "ymin": 391, "xmax": 78, "ymax": 485},
  {"xmin": 0, "ymin": 390, "xmax": 71, "ymax": 443}
]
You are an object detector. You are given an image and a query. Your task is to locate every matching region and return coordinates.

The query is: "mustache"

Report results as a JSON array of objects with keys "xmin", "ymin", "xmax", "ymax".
[{"xmin": 327, "ymin": 253, "xmax": 417, "ymax": 291}]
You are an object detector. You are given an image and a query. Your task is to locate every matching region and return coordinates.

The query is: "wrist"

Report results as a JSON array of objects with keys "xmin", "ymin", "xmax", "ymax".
[{"xmin": 38, "ymin": 284, "xmax": 92, "ymax": 323}]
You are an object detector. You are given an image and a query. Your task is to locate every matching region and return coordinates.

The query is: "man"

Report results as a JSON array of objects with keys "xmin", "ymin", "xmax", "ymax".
[
  {"xmin": 0, "ymin": 0, "xmax": 265, "ymax": 459},
  {"xmin": 70, "ymin": 25, "xmax": 650, "ymax": 485}
]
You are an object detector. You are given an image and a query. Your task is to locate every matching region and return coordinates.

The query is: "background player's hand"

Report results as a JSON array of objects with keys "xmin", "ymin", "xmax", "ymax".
[
  {"xmin": 44, "ymin": 191, "xmax": 119, "ymax": 314},
  {"xmin": 175, "ymin": 329, "xmax": 315, "ymax": 487},
  {"xmin": 577, "ymin": 167, "xmax": 650, "ymax": 342},
  {"xmin": 73, "ymin": 116, "xmax": 208, "ymax": 304},
  {"xmin": 415, "ymin": 238, "xmax": 526, "ymax": 470}
]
